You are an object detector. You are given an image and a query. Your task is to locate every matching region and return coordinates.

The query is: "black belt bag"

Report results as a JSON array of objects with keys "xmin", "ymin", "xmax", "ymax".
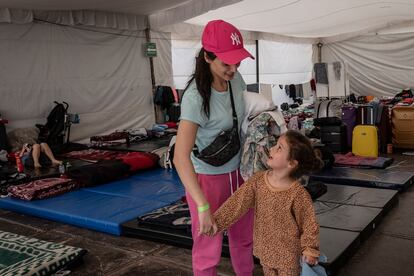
[{"xmin": 193, "ymin": 82, "xmax": 240, "ymax": 167}]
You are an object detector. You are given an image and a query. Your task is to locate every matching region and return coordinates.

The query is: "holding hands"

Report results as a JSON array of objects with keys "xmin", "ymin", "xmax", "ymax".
[
  {"xmin": 302, "ymin": 254, "xmax": 318, "ymax": 266},
  {"xmin": 197, "ymin": 203, "xmax": 218, "ymax": 237}
]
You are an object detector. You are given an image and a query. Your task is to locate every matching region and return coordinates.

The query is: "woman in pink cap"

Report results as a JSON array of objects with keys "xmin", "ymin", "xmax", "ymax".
[{"xmin": 173, "ymin": 20, "xmax": 255, "ymax": 276}]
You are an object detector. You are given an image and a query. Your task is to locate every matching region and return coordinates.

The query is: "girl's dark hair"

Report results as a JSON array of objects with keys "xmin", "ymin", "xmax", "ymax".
[
  {"xmin": 283, "ymin": 130, "xmax": 324, "ymax": 180},
  {"xmin": 183, "ymin": 48, "xmax": 217, "ymax": 117}
]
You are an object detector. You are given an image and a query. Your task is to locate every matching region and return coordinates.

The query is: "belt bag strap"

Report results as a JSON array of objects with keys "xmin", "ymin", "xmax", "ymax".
[
  {"xmin": 193, "ymin": 81, "xmax": 238, "ymax": 154},
  {"xmin": 229, "ymin": 81, "xmax": 238, "ymax": 127}
]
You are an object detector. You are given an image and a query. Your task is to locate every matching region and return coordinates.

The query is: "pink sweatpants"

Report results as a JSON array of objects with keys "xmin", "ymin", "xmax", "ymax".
[{"xmin": 186, "ymin": 169, "xmax": 254, "ymax": 276}]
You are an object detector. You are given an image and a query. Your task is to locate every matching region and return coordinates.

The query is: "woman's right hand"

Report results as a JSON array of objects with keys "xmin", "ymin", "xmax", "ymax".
[{"xmin": 198, "ymin": 209, "xmax": 215, "ymax": 236}]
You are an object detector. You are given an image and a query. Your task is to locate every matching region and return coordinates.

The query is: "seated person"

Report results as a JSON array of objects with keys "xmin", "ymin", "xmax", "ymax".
[
  {"xmin": 8, "ymin": 127, "xmax": 62, "ymax": 168},
  {"xmin": 20, "ymin": 143, "xmax": 62, "ymax": 168}
]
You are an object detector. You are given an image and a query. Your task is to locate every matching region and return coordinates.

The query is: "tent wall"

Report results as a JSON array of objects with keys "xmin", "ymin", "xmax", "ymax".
[
  {"xmin": 171, "ymin": 39, "xmax": 256, "ymax": 89},
  {"xmin": 0, "ymin": 21, "xmax": 165, "ymax": 142},
  {"xmin": 152, "ymin": 31, "xmax": 174, "ymax": 88},
  {"xmin": 171, "ymin": 38, "xmax": 312, "ymax": 89},
  {"xmin": 258, "ymin": 40, "xmax": 312, "ymax": 85},
  {"xmin": 322, "ymin": 32, "xmax": 414, "ymax": 97}
]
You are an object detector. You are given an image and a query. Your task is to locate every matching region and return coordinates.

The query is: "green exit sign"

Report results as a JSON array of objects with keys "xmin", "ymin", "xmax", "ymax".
[{"xmin": 144, "ymin": 42, "xmax": 157, "ymax": 57}]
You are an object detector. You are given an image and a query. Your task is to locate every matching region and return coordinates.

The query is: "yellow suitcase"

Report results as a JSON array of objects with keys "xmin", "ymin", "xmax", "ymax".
[{"xmin": 352, "ymin": 125, "xmax": 379, "ymax": 157}]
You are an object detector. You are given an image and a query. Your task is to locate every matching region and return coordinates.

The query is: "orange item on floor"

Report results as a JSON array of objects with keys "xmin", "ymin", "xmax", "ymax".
[{"xmin": 365, "ymin": 95, "xmax": 375, "ymax": 102}]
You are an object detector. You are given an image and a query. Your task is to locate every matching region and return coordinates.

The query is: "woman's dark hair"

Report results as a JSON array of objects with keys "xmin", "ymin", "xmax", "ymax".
[
  {"xmin": 183, "ymin": 48, "xmax": 217, "ymax": 117},
  {"xmin": 283, "ymin": 130, "xmax": 324, "ymax": 180}
]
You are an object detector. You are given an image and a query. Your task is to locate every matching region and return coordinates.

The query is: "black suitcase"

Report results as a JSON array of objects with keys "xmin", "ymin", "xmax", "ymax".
[
  {"xmin": 320, "ymin": 124, "xmax": 347, "ymax": 153},
  {"xmin": 167, "ymin": 103, "xmax": 181, "ymax": 123},
  {"xmin": 0, "ymin": 118, "xmax": 8, "ymax": 151},
  {"xmin": 357, "ymin": 105, "xmax": 375, "ymax": 125}
]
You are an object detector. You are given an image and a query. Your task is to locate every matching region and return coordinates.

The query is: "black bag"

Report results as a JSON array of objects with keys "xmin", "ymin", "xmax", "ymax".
[
  {"xmin": 193, "ymin": 82, "xmax": 240, "ymax": 167},
  {"xmin": 305, "ymin": 181, "xmax": 328, "ymax": 200},
  {"xmin": 36, "ymin": 101, "xmax": 69, "ymax": 150},
  {"xmin": 167, "ymin": 103, "xmax": 181, "ymax": 122},
  {"xmin": 313, "ymin": 117, "xmax": 342, "ymax": 126},
  {"xmin": 314, "ymin": 99, "xmax": 343, "ymax": 126},
  {"xmin": 0, "ymin": 118, "xmax": 8, "ymax": 151}
]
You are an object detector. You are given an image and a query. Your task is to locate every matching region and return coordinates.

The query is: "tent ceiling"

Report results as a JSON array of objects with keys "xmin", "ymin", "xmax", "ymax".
[
  {"xmin": 185, "ymin": 0, "xmax": 414, "ymax": 39},
  {"xmin": 0, "ymin": 0, "xmax": 191, "ymax": 16},
  {"xmin": 2, "ymin": 0, "xmax": 414, "ymax": 39}
]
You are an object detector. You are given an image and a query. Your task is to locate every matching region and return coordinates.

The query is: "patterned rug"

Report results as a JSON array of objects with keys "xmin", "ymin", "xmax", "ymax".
[{"xmin": 0, "ymin": 231, "xmax": 86, "ymax": 276}]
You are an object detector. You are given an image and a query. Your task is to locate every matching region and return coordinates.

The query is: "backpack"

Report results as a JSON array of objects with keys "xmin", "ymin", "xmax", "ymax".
[
  {"xmin": 37, "ymin": 101, "xmax": 68, "ymax": 150},
  {"xmin": 152, "ymin": 136, "xmax": 176, "ymax": 169}
]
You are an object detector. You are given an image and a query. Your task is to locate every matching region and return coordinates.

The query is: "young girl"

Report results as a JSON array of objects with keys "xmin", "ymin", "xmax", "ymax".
[
  {"xmin": 210, "ymin": 130, "xmax": 323, "ymax": 276},
  {"xmin": 20, "ymin": 142, "xmax": 62, "ymax": 168}
]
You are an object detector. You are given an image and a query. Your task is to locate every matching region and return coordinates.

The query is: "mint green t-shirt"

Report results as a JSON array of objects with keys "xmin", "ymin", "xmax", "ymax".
[{"xmin": 180, "ymin": 71, "xmax": 246, "ymax": 175}]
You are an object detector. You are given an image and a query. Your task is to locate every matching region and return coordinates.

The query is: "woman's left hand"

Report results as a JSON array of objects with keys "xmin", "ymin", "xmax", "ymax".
[{"xmin": 303, "ymin": 255, "xmax": 318, "ymax": 266}]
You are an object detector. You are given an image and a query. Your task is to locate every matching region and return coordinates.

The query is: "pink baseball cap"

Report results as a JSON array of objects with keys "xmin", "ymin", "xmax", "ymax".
[{"xmin": 202, "ymin": 20, "xmax": 254, "ymax": 65}]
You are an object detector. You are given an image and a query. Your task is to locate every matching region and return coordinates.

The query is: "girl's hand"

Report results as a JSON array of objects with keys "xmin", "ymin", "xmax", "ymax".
[
  {"xmin": 204, "ymin": 222, "xmax": 218, "ymax": 237},
  {"xmin": 303, "ymin": 255, "xmax": 318, "ymax": 266},
  {"xmin": 197, "ymin": 210, "xmax": 214, "ymax": 236}
]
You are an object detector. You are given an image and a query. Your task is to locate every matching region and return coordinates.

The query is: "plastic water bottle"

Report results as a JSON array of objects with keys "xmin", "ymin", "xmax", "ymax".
[
  {"xmin": 59, "ymin": 163, "xmax": 66, "ymax": 178},
  {"xmin": 15, "ymin": 153, "xmax": 24, "ymax": 173}
]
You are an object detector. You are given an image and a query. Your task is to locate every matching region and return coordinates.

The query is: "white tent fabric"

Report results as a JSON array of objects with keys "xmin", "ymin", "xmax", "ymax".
[
  {"xmin": 0, "ymin": 0, "xmax": 236, "ymax": 18},
  {"xmin": 1, "ymin": 0, "xmax": 414, "ymax": 142},
  {"xmin": 171, "ymin": 39, "xmax": 257, "ymax": 89},
  {"xmin": 323, "ymin": 32, "xmax": 414, "ymax": 97},
  {"xmin": 258, "ymin": 40, "xmax": 312, "ymax": 85},
  {"xmin": 151, "ymin": 31, "xmax": 174, "ymax": 87},
  {"xmin": 186, "ymin": 0, "xmax": 414, "ymax": 42},
  {"xmin": 0, "ymin": 8, "xmax": 147, "ymax": 30},
  {"xmin": 148, "ymin": 0, "xmax": 240, "ymax": 29},
  {"xmin": 0, "ymin": 8, "xmax": 33, "ymax": 23},
  {"xmin": 171, "ymin": 39, "xmax": 312, "ymax": 89},
  {"xmin": 0, "ymin": 0, "xmax": 241, "ymax": 28},
  {"xmin": 171, "ymin": 39, "xmax": 200, "ymax": 90},
  {"xmin": 0, "ymin": 22, "xmax": 163, "ymax": 142}
]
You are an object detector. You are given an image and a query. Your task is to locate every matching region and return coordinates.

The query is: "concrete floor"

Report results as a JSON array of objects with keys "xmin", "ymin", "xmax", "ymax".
[{"xmin": 0, "ymin": 152, "xmax": 413, "ymax": 276}]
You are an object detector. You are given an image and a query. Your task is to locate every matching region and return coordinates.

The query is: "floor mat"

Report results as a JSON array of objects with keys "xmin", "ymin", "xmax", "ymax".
[
  {"xmin": 0, "ymin": 169, "xmax": 185, "ymax": 235},
  {"xmin": 317, "ymin": 184, "xmax": 398, "ymax": 213},
  {"xmin": 0, "ymin": 230, "xmax": 86, "ymax": 276},
  {"xmin": 310, "ymin": 167, "xmax": 414, "ymax": 191},
  {"xmin": 97, "ymin": 135, "xmax": 174, "ymax": 152},
  {"xmin": 121, "ymin": 200, "xmax": 361, "ymax": 275}
]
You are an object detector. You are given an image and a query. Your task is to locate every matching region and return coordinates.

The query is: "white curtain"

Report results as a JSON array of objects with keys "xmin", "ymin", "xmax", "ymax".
[
  {"xmin": 0, "ymin": 21, "xmax": 157, "ymax": 142},
  {"xmin": 258, "ymin": 40, "xmax": 313, "ymax": 85},
  {"xmin": 323, "ymin": 32, "xmax": 414, "ymax": 97},
  {"xmin": 171, "ymin": 39, "xmax": 200, "ymax": 89},
  {"xmin": 151, "ymin": 31, "xmax": 174, "ymax": 87},
  {"xmin": 171, "ymin": 38, "xmax": 312, "ymax": 89}
]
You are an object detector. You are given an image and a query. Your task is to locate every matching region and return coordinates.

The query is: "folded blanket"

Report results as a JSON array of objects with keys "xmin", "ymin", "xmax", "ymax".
[
  {"xmin": 334, "ymin": 152, "xmax": 393, "ymax": 169},
  {"xmin": 62, "ymin": 149, "xmax": 127, "ymax": 162},
  {"xmin": 7, "ymin": 178, "xmax": 78, "ymax": 200}
]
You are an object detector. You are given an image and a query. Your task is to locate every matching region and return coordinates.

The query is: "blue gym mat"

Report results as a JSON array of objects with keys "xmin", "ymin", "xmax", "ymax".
[{"xmin": 0, "ymin": 168, "xmax": 185, "ymax": 235}]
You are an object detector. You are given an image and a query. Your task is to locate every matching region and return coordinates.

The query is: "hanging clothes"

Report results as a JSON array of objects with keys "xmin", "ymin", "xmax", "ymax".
[
  {"xmin": 333, "ymin": 61, "xmax": 342, "ymax": 80},
  {"xmin": 302, "ymin": 82, "xmax": 312, "ymax": 99},
  {"xmin": 285, "ymin": 84, "xmax": 290, "ymax": 96},
  {"xmin": 295, "ymin": 84, "xmax": 304, "ymax": 98},
  {"xmin": 171, "ymin": 87, "xmax": 179, "ymax": 103},
  {"xmin": 154, "ymin": 86, "xmax": 175, "ymax": 110},
  {"xmin": 240, "ymin": 111, "xmax": 287, "ymax": 181},
  {"xmin": 310, "ymin": 79, "xmax": 316, "ymax": 91},
  {"xmin": 289, "ymin": 84, "xmax": 297, "ymax": 99},
  {"xmin": 314, "ymin": 63, "xmax": 329, "ymax": 84}
]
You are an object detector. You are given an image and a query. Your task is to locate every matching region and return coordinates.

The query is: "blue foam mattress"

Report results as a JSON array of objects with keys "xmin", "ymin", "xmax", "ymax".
[{"xmin": 0, "ymin": 168, "xmax": 185, "ymax": 235}]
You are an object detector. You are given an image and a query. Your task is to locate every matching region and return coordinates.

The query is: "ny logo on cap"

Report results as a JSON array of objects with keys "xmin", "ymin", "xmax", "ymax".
[{"xmin": 230, "ymin": 33, "xmax": 241, "ymax": 46}]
